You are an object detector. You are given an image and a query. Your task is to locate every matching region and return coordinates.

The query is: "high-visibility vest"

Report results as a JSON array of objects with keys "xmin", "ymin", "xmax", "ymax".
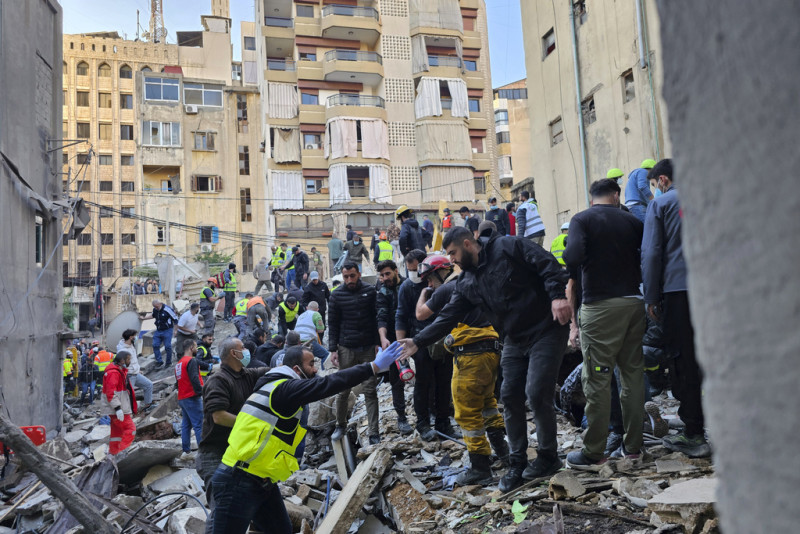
[
  {"xmin": 198, "ymin": 345, "xmax": 213, "ymax": 377},
  {"xmin": 235, "ymin": 298, "xmax": 249, "ymax": 316},
  {"xmin": 270, "ymin": 252, "xmax": 285, "ymax": 268},
  {"xmin": 202, "ymin": 286, "xmax": 214, "ymax": 302},
  {"xmin": 221, "ymin": 374, "xmax": 306, "ymax": 482},
  {"xmin": 63, "ymin": 359, "xmax": 73, "ymax": 377},
  {"xmin": 247, "ymin": 296, "xmax": 266, "ymax": 310},
  {"xmin": 377, "ymin": 241, "xmax": 393, "ymax": 261},
  {"xmin": 279, "ymin": 302, "xmax": 299, "ymax": 324},
  {"xmin": 519, "ymin": 199, "xmax": 546, "ymax": 237},
  {"xmin": 95, "ymin": 350, "xmax": 113, "ymax": 372},
  {"xmin": 224, "ymin": 271, "xmax": 237, "ymax": 292},
  {"xmin": 285, "ymin": 253, "xmax": 295, "ymax": 270},
  {"xmin": 175, "ymin": 355, "xmax": 203, "ymax": 400},
  {"xmin": 442, "ymin": 214, "xmax": 452, "ymax": 229},
  {"xmin": 550, "ymin": 233, "xmax": 568, "ymax": 266}
]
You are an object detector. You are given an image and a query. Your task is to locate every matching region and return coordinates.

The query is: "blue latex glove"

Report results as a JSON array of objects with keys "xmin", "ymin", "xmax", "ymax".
[{"xmin": 373, "ymin": 341, "xmax": 403, "ymax": 372}]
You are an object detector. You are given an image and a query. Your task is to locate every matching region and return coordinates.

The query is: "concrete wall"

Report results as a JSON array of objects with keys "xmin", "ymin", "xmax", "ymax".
[
  {"xmin": 0, "ymin": 0, "xmax": 64, "ymax": 433},
  {"xmin": 657, "ymin": 2, "xmax": 800, "ymax": 532}
]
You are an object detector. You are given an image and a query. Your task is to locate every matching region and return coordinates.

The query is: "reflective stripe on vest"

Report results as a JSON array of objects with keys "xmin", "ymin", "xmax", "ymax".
[
  {"xmin": 221, "ymin": 378, "xmax": 306, "ymax": 482},
  {"xmin": 224, "ymin": 272, "xmax": 237, "ymax": 292},
  {"xmin": 202, "ymin": 286, "xmax": 214, "ymax": 301},
  {"xmin": 198, "ymin": 346, "xmax": 211, "ymax": 376},
  {"xmin": 63, "ymin": 360, "xmax": 73, "ymax": 377},
  {"xmin": 270, "ymin": 252, "xmax": 285, "ymax": 268},
  {"xmin": 521, "ymin": 200, "xmax": 546, "ymax": 237},
  {"xmin": 442, "ymin": 214, "xmax": 452, "ymax": 229},
  {"xmin": 285, "ymin": 254, "xmax": 295, "ymax": 270},
  {"xmin": 279, "ymin": 302, "xmax": 299, "ymax": 323},
  {"xmin": 95, "ymin": 351, "xmax": 113, "ymax": 372},
  {"xmin": 235, "ymin": 298, "xmax": 249, "ymax": 316},
  {"xmin": 377, "ymin": 241, "xmax": 393, "ymax": 261},
  {"xmin": 550, "ymin": 233, "xmax": 568, "ymax": 266}
]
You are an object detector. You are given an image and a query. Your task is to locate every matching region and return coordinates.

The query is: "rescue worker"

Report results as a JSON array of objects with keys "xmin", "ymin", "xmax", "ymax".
[
  {"xmin": 397, "ymin": 205, "xmax": 426, "ymax": 258},
  {"xmin": 549, "ymin": 222, "xmax": 570, "ymax": 267},
  {"xmin": 63, "ymin": 352, "xmax": 75, "ymax": 394},
  {"xmin": 294, "ymin": 301, "xmax": 329, "ymax": 363},
  {"xmin": 254, "ymin": 334, "xmax": 284, "ymax": 367},
  {"xmin": 624, "ymin": 158, "xmax": 657, "ymax": 222},
  {"xmin": 94, "ymin": 346, "xmax": 113, "ymax": 377},
  {"xmin": 278, "ymin": 295, "xmax": 303, "ymax": 336},
  {"xmin": 283, "ymin": 246, "xmax": 296, "ymax": 289},
  {"xmin": 233, "ymin": 293, "xmax": 252, "ymax": 340},
  {"xmin": 246, "ymin": 294, "xmax": 271, "ymax": 337},
  {"xmin": 210, "ymin": 342, "xmax": 403, "ymax": 534},
  {"xmin": 78, "ymin": 349, "xmax": 98, "ymax": 405},
  {"xmin": 175, "ymin": 339, "xmax": 206, "ymax": 458},
  {"xmin": 270, "ymin": 246, "xmax": 287, "ymax": 292},
  {"xmin": 416, "ymin": 255, "xmax": 509, "ymax": 485},
  {"xmin": 197, "ymin": 332, "xmax": 217, "ymax": 377},
  {"xmin": 200, "ymin": 278, "xmax": 219, "ymax": 336},
  {"xmin": 343, "ymin": 234, "xmax": 370, "ymax": 273},
  {"xmin": 606, "ymin": 168, "xmax": 625, "ymax": 186},
  {"xmin": 102, "ymin": 352, "xmax": 137, "ymax": 455},
  {"xmin": 222, "ymin": 263, "xmax": 238, "ymax": 321},
  {"xmin": 516, "ymin": 191, "xmax": 546, "ymax": 245},
  {"xmin": 373, "ymin": 232, "xmax": 394, "ymax": 266},
  {"xmin": 442, "ymin": 208, "xmax": 453, "ymax": 234},
  {"xmin": 141, "ymin": 300, "xmax": 178, "ymax": 369},
  {"xmin": 117, "ymin": 329, "xmax": 155, "ymax": 411},
  {"xmin": 282, "ymin": 245, "xmax": 310, "ymax": 289}
]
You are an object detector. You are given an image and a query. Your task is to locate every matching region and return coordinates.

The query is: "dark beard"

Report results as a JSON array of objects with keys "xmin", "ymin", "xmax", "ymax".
[{"xmin": 459, "ymin": 250, "xmax": 476, "ymax": 271}]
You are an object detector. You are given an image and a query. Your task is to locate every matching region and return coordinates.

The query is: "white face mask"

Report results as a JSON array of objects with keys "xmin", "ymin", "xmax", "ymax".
[{"xmin": 408, "ymin": 270, "xmax": 421, "ymax": 284}]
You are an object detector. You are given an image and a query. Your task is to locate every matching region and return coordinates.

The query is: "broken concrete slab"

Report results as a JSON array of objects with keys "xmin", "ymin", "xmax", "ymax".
[
  {"xmin": 166, "ymin": 507, "xmax": 207, "ymax": 534},
  {"xmin": 548, "ymin": 471, "xmax": 586, "ymax": 500},
  {"xmin": 82, "ymin": 425, "xmax": 111, "ymax": 443},
  {"xmin": 295, "ymin": 484, "xmax": 311, "ymax": 504},
  {"xmin": 142, "ymin": 465, "xmax": 175, "ymax": 487},
  {"xmin": 136, "ymin": 418, "xmax": 176, "ymax": 441},
  {"xmin": 149, "ymin": 390, "xmax": 179, "ymax": 420},
  {"xmin": 92, "ymin": 444, "xmax": 107, "ymax": 462},
  {"xmin": 148, "ymin": 469, "xmax": 204, "ymax": 495},
  {"xmin": 648, "ymin": 478, "xmax": 717, "ymax": 534},
  {"xmin": 63, "ymin": 431, "xmax": 85, "ymax": 444},
  {"xmin": 115, "ymin": 440, "xmax": 182, "ymax": 485},
  {"xmin": 284, "ymin": 501, "xmax": 314, "ymax": 531},
  {"xmin": 39, "ymin": 438, "xmax": 72, "ymax": 463},
  {"xmin": 656, "ymin": 458, "xmax": 699, "ymax": 474}
]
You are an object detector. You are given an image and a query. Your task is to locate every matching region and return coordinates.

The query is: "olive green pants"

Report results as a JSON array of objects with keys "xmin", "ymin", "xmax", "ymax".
[
  {"xmin": 452, "ymin": 351, "xmax": 505, "ymax": 455},
  {"xmin": 580, "ymin": 298, "xmax": 645, "ymax": 459}
]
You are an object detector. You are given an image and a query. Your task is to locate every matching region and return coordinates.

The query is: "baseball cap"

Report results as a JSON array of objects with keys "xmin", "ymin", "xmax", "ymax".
[{"xmin": 310, "ymin": 271, "xmax": 319, "ymax": 280}]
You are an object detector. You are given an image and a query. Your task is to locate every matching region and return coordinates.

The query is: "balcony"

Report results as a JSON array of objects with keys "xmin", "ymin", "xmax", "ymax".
[
  {"xmin": 428, "ymin": 55, "xmax": 462, "ymax": 68},
  {"xmin": 264, "ymin": 16, "xmax": 293, "ymax": 28},
  {"xmin": 321, "ymin": 5, "xmax": 380, "ymax": 46},
  {"xmin": 325, "ymin": 94, "xmax": 386, "ymax": 121},
  {"xmin": 266, "ymin": 58, "xmax": 297, "ymax": 82},
  {"xmin": 263, "ymin": 16, "xmax": 294, "ymax": 46},
  {"xmin": 323, "ymin": 50, "xmax": 383, "ymax": 86}
]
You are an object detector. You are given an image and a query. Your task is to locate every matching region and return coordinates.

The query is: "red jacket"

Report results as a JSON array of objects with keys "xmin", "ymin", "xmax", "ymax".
[
  {"xmin": 175, "ymin": 355, "xmax": 204, "ymax": 400},
  {"xmin": 102, "ymin": 363, "xmax": 138, "ymax": 415},
  {"xmin": 508, "ymin": 212, "xmax": 516, "ymax": 236}
]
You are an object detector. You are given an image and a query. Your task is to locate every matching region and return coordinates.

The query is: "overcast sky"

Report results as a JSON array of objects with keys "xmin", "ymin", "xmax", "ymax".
[{"xmin": 61, "ymin": 0, "xmax": 526, "ymax": 87}]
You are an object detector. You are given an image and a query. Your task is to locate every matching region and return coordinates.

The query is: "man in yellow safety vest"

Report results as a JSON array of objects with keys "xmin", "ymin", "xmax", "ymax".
[
  {"xmin": 373, "ymin": 232, "xmax": 394, "ymax": 266},
  {"xmin": 549, "ymin": 222, "xmax": 569, "ymax": 267}
]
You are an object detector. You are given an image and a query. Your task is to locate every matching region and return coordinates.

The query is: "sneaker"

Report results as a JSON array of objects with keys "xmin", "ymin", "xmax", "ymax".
[
  {"xmin": 397, "ymin": 418, "xmax": 412, "ymax": 435},
  {"xmin": 417, "ymin": 424, "xmax": 436, "ymax": 442},
  {"xmin": 645, "ymin": 402, "xmax": 669, "ymax": 438},
  {"xmin": 369, "ymin": 435, "xmax": 381, "ymax": 445},
  {"xmin": 153, "ymin": 362, "xmax": 164, "ymax": 370},
  {"xmin": 662, "ymin": 432, "xmax": 711, "ymax": 458},
  {"xmin": 565, "ymin": 450, "xmax": 607, "ymax": 470},
  {"xmin": 331, "ymin": 426, "xmax": 345, "ymax": 441},
  {"xmin": 179, "ymin": 451, "xmax": 195, "ymax": 461},
  {"xmin": 498, "ymin": 464, "xmax": 525, "ymax": 493},
  {"xmin": 455, "ymin": 454, "xmax": 493, "ymax": 486},
  {"xmin": 142, "ymin": 403, "xmax": 157, "ymax": 413},
  {"xmin": 604, "ymin": 432, "xmax": 623, "ymax": 456},
  {"xmin": 522, "ymin": 454, "xmax": 563, "ymax": 479},
  {"xmin": 609, "ymin": 444, "xmax": 641, "ymax": 459}
]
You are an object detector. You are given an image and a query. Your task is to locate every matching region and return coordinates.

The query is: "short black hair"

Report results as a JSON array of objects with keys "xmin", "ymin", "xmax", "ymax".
[
  {"xmin": 285, "ymin": 331, "xmax": 301, "ymax": 346},
  {"xmin": 287, "ymin": 296, "xmax": 298, "ymax": 305},
  {"xmin": 442, "ymin": 226, "xmax": 475, "ymax": 249},
  {"xmin": 243, "ymin": 340, "xmax": 257, "ymax": 355},
  {"xmin": 346, "ymin": 224, "xmax": 352, "ymax": 229},
  {"xmin": 201, "ymin": 332, "xmax": 214, "ymax": 340},
  {"xmin": 180, "ymin": 338, "xmax": 197, "ymax": 355},
  {"xmin": 404, "ymin": 249, "xmax": 427, "ymax": 264},
  {"xmin": 589, "ymin": 178, "xmax": 621, "ymax": 199},
  {"xmin": 520, "ymin": 190, "xmax": 530, "ymax": 200},
  {"xmin": 271, "ymin": 334, "xmax": 285, "ymax": 345},
  {"xmin": 332, "ymin": 280, "xmax": 341, "ymax": 287},
  {"xmin": 190, "ymin": 302, "xmax": 200, "ymax": 311},
  {"xmin": 506, "ymin": 202, "xmax": 515, "ymax": 212},
  {"xmin": 376, "ymin": 260, "xmax": 397, "ymax": 272},
  {"xmin": 245, "ymin": 293, "xmax": 254, "ymax": 298},
  {"xmin": 122, "ymin": 329, "xmax": 137, "ymax": 341},
  {"xmin": 280, "ymin": 242, "xmax": 287, "ymax": 247},
  {"xmin": 459, "ymin": 206, "xmax": 470, "ymax": 214},
  {"xmin": 228, "ymin": 263, "xmax": 236, "ymax": 269},
  {"xmin": 253, "ymin": 328, "xmax": 267, "ymax": 340},
  {"xmin": 648, "ymin": 158, "xmax": 673, "ymax": 183},
  {"xmin": 283, "ymin": 345, "xmax": 309, "ymax": 369},
  {"xmin": 341, "ymin": 262, "xmax": 358, "ymax": 272}
]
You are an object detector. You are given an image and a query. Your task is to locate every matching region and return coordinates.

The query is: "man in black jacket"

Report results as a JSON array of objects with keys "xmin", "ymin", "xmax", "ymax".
[
  {"xmin": 397, "ymin": 206, "xmax": 427, "ymax": 256},
  {"xmin": 328, "ymin": 262, "xmax": 381, "ymax": 444},
  {"xmin": 282, "ymin": 246, "xmax": 310, "ymax": 289},
  {"xmin": 375, "ymin": 260, "xmax": 411, "ymax": 435},
  {"xmin": 485, "ymin": 197, "xmax": 510, "ymax": 236},
  {"xmin": 400, "ymin": 227, "xmax": 572, "ymax": 492},
  {"xmin": 252, "ymin": 334, "xmax": 284, "ymax": 368},
  {"xmin": 301, "ymin": 271, "xmax": 330, "ymax": 326}
]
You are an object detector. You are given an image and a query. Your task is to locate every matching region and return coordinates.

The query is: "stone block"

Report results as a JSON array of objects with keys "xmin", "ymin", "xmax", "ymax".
[
  {"xmin": 648, "ymin": 478, "xmax": 717, "ymax": 534},
  {"xmin": 166, "ymin": 507, "xmax": 207, "ymax": 534},
  {"xmin": 39, "ymin": 437, "xmax": 72, "ymax": 462},
  {"xmin": 115, "ymin": 440, "xmax": 183, "ymax": 484},
  {"xmin": 548, "ymin": 470, "xmax": 586, "ymax": 500}
]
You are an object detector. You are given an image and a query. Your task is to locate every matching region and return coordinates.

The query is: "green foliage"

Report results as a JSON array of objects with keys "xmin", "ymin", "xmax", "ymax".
[
  {"xmin": 512, "ymin": 500, "xmax": 529, "ymax": 524},
  {"xmin": 132, "ymin": 266, "xmax": 159, "ymax": 279},
  {"xmin": 62, "ymin": 290, "xmax": 77, "ymax": 328},
  {"xmin": 194, "ymin": 250, "xmax": 235, "ymax": 265}
]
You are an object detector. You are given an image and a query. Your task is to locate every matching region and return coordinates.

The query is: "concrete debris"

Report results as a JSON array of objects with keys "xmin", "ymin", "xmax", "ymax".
[
  {"xmin": 548, "ymin": 470, "xmax": 586, "ymax": 500},
  {"xmin": 166, "ymin": 508, "xmax": 207, "ymax": 534},
  {"xmin": 648, "ymin": 478, "xmax": 718, "ymax": 534},
  {"xmin": 115, "ymin": 440, "xmax": 183, "ymax": 484}
]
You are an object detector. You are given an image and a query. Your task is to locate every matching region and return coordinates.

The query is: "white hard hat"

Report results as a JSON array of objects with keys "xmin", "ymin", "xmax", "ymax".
[{"xmin": 561, "ymin": 222, "xmax": 570, "ymax": 231}]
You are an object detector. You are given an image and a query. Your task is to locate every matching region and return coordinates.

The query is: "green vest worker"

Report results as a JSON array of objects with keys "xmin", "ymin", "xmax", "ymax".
[
  {"xmin": 374, "ymin": 232, "xmax": 393, "ymax": 264},
  {"xmin": 210, "ymin": 342, "xmax": 403, "ymax": 533},
  {"xmin": 549, "ymin": 222, "xmax": 570, "ymax": 267}
]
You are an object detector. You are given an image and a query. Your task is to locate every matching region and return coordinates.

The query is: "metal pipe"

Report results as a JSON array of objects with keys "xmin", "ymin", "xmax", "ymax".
[{"xmin": 569, "ymin": 1, "xmax": 591, "ymax": 208}]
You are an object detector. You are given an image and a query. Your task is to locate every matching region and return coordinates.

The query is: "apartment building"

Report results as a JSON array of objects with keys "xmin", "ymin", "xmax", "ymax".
[
  {"xmin": 255, "ymin": 0, "xmax": 497, "ymax": 247},
  {"xmin": 493, "ymin": 79, "xmax": 533, "ymax": 198},
  {"xmin": 521, "ymin": 0, "xmax": 671, "ymax": 239}
]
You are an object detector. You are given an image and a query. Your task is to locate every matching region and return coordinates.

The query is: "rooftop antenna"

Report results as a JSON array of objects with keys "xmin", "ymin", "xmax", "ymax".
[{"xmin": 143, "ymin": 0, "xmax": 167, "ymax": 43}]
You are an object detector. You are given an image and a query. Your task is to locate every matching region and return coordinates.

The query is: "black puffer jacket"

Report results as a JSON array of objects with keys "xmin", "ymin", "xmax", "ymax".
[
  {"xmin": 301, "ymin": 281, "xmax": 331, "ymax": 315},
  {"xmin": 327, "ymin": 280, "xmax": 379, "ymax": 350},
  {"xmin": 376, "ymin": 277, "xmax": 404, "ymax": 341},
  {"xmin": 399, "ymin": 218, "xmax": 426, "ymax": 257}
]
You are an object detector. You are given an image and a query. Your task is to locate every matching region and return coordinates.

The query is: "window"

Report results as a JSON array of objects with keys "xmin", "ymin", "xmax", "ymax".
[
  {"xmin": 63, "ymin": 261, "xmax": 70, "ymax": 278},
  {"xmin": 101, "ymin": 261, "xmax": 114, "ymax": 278},
  {"xmin": 184, "ymin": 83, "xmax": 223, "ymax": 107},
  {"xmin": 236, "ymin": 94, "xmax": 248, "ymax": 121},
  {"xmin": 474, "ymin": 176, "xmax": 486, "ymax": 195},
  {"xmin": 199, "ymin": 226, "xmax": 216, "ymax": 243},
  {"xmin": 242, "ymin": 238, "xmax": 254, "ymax": 272},
  {"xmin": 550, "ymin": 117, "xmax": 564, "ymax": 146},
  {"xmin": 62, "ymin": 153, "xmax": 69, "ymax": 166},
  {"xmin": 100, "ymin": 207, "xmax": 115, "ymax": 218},
  {"xmin": 77, "ymin": 262, "xmax": 91, "ymax": 277},
  {"xmin": 622, "ymin": 69, "xmax": 635, "ymax": 103},
  {"xmin": 232, "ymin": 63, "xmax": 242, "ymax": 81},
  {"xmin": 192, "ymin": 175, "xmax": 222, "ymax": 193},
  {"xmin": 76, "ymin": 123, "xmax": 90, "ymax": 139},
  {"xmin": 160, "ymin": 180, "xmax": 173, "ymax": 192},
  {"xmin": 468, "ymin": 98, "xmax": 481, "ymax": 112},
  {"xmin": 243, "ymin": 36, "xmax": 256, "ymax": 50},
  {"xmin": 101, "ymin": 233, "xmax": 114, "ymax": 245},
  {"xmin": 463, "ymin": 17, "xmax": 475, "ymax": 31},
  {"xmin": 574, "ymin": 0, "xmax": 587, "ymax": 24},
  {"xmin": 77, "ymin": 233, "xmax": 91, "ymax": 246},
  {"xmin": 303, "ymin": 133, "xmax": 322, "ymax": 149},
  {"xmin": 496, "ymin": 131, "xmax": 511, "ymax": 144},
  {"xmin": 77, "ymin": 153, "xmax": 90, "ymax": 165},
  {"xmin": 141, "ymin": 66, "xmax": 152, "ymax": 72},
  {"xmin": 542, "ymin": 29, "xmax": 556, "ymax": 59},
  {"xmin": 142, "ymin": 121, "xmax": 180, "ymax": 146},
  {"xmin": 98, "ymin": 93, "xmax": 112, "ymax": 108},
  {"xmin": 99, "ymin": 180, "xmax": 113, "ymax": 191},
  {"xmin": 99, "ymin": 123, "xmax": 112, "ymax": 140},
  {"xmin": 120, "ymin": 64, "xmax": 132, "ymax": 79},
  {"xmin": 120, "ymin": 155, "xmax": 134, "ymax": 166},
  {"xmin": 76, "ymin": 61, "xmax": 88, "ymax": 76},
  {"xmin": 98, "ymin": 63, "xmax": 111, "ymax": 77},
  {"xmin": 77, "ymin": 91, "xmax": 89, "ymax": 107},
  {"xmin": 120, "ymin": 93, "xmax": 133, "ymax": 109},
  {"xmin": 306, "ymin": 178, "xmax": 323, "ymax": 194},
  {"xmin": 144, "ymin": 76, "xmax": 180, "ymax": 101},
  {"xmin": 464, "ymin": 60, "xmax": 477, "ymax": 71},
  {"xmin": 495, "ymin": 109, "xmax": 509, "ymax": 125},
  {"xmin": 121, "ymin": 233, "xmax": 136, "ymax": 245},
  {"xmin": 156, "ymin": 226, "xmax": 165, "ymax": 243},
  {"xmin": 121, "ymin": 206, "xmax": 135, "ymax": 217},
  {"xmin": 497, "ymin": 88, "xmax": 528, "ymax": 100},
  {"xmin": 239, "ymin": 146, "xmax": 250, "ymax": 175},
  {"xmin": 347, "ymin": 167, "xmax": 369, "ymax": 197},
  {"xmin": 301, "ymin": 92, "xmax": 319, "ymax": 105},
  {"xmin": 297, "ymin": 5, "xmax": 314, "ymax": 17},
  {"xmin": 98, "ymin": 154, "xmax": 113, "ymax": 165},
  {"xmin": 441, "ymin": 96, "xmax": 452, "ymax": 110},
  {"xmin": 120, "ymin": 124, "xmax": 134, "ymax": 140},
  {"xmin": 299, "ymin": 51, "xmax": 317, "ymax": 61},
  {"xmin": 581, "ymin": 95, "xmax": 596, "ymax": 125},
  {"xmin": 240, "ymin": 188, "xmax": 252, "ymax": 222},
  {"xmin": 470, "ymin": 136, "xmax": 485, "ymax": 153},
  {"xmin": 122, "ymin": 260, "xmax": 133, "ymax": 276},
  {"xmin": 121, "ymin": 181, "xmax": 135, "ymax": 192},
  {"xmin": 194, "ymin": 131, "xmax": 216, "ymax": 150}
]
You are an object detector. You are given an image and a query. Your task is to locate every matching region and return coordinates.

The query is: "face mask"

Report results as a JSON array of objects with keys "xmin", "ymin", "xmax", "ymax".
[
  {"xmin": 654, "ymin": 188, "xmax": 663, "ymax": 198},
  {"xmin": 294, "ymin": 366, "xmax": 308, "ymax": 379},
  {"xmin": 239, "ymin": 349, "xmax": 251, "ymax": 367},
  {"xmin": 408, "ymin": 270, "xmax": 421, "ymax": 284},
  {"xmin": 353, "ymin": 240, "xmax": 360, "ymax": 245},
  {"xmin": 490, "ymin": 205, "xmax": 498, "ymax": 210}
]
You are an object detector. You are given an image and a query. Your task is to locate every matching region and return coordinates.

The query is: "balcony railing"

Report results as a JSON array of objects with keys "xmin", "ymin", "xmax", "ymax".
[
  {"xmin": 267, "ymin": 58, "xmax": 297, "ymax": 71},
  {"xmin": 265, "ymin": 16, "xmax": 293, "ymax": 27},
  {"xmin": 321, "ymin": 5, "xmax": 379, "ymax": 20},
  {"xmin": 324, "ymin": 50, "xmax": 383, "ymax": 64},
  {"xmin": 327, "ymin": 94, "xmax": 385, "ymax": 108},
  {"xmin": 428, "ymin": 55, "xmax": 463, "ymax": 68}
]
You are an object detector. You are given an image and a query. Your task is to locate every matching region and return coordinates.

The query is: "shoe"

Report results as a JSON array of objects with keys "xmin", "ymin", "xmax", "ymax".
[
  {"xmin": 645, "ymin": 402, "xmax": 669, "ymax": 438},
  {"xmin": 498, "ymin": 464, "xmax": 525, "ymax": 493},
  {"xmin": 662, "ymin": 432, "xmax": 711, "ymax": 458},
  {"xmin": 417, "ymin": 424, "xmax": 436, "ymax": 442},
  {"xmin": 369, "ymin": 435, "xmax": 381, "ymax": 445},
  {"xmin": 142, "ymin": 403, "xmax": 157, "ymax": 413},
  {"xmin": 153, "ymin": 362, "xmax": 164, "ymax": 370},
  {"xmin": 609, "ymin": 444, "xmax": 641, "ymax": 459},
  {"xmin": 435, "ymin": 419, "xmax": 462, "ymax": 440},
  {"xmin": 566, "ymin": 450, "xmax": 607, "ymax": 470},
  {"xmin": 455, "ymin": 454, "xmax": 493, "ymax": 486},
  {"xmin": 604, "ymin": 432, "xmax": 623, "ymax": 456},
  {"xmin": 486, "ymin": 427, "xmax": 510, "ymax": 466},
  {"xmin": 522, "ymin": 453, "xmax": 563, "ymax": 479},
  {"xmin": 397, "ymin": 418, "xmax": 412, "ymax": 435},
  {"xmin": 179, "ymin": 451, "xmax": 195, "ymax": 461},
  {"xmin": 331, "ymin": 426, "xmax": 345, "ymax": 441}
]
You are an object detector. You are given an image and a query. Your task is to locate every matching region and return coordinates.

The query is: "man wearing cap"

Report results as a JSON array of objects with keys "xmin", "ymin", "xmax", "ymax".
[
  {"xmin": 624, "ymin": 159, "xmax": 657, "ymax": 222},
  {"xmin": 200, "ymin": 278, "xmax": 220, "ymax": 335},
  {"xmin": 550, "ymin": 223, "xmax": 570, "ymax": 267},
  {"xmin": 301, "ymin": 271, "xmax": 330, "ymax": 328},
  {"xmin": 278, "ymin": 296, "xmax": 304, "ymax": 336},
  {"xmin": 485, "ymin": 197, "xmax": 510, "ymax": 237}
]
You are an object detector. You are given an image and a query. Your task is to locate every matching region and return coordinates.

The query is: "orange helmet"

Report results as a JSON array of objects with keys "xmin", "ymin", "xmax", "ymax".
[
  {"xmin": 380, "ymin": 232, "xmax": 387, "ymax": 240},
  {"xmin": 207, "ymin": 277, "xmax": 217, "ymax": 286}
]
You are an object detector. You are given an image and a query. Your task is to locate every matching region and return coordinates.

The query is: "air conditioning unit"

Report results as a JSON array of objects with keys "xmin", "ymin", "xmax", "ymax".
[
  {"xmin": 200, "ymin": 244, "xmax": 213, "ymax": 253},
  {"xmin": 185, "ymin": 104, "xmax": 199, "ymax": 114},
  {"xmin": 305, "ymin": 143, "xmax": 320, "ymax": 150}
]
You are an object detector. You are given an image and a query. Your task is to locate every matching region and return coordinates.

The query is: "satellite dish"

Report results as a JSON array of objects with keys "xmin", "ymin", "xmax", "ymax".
[{"xmin": 105, "ymin": 310, "xmax": 142, "ymax": 352}]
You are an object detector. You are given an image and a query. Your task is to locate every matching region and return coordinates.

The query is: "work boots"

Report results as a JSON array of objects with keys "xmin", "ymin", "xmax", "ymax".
[
  {"xmin": 486, "ymin": 427, "xmax": 510, "ymax": 466},
  {"xmin": 455, "ymin": 453, "xmax": 493, "ymax": 487},
  {"xmin": 435, "ymin": 418, "xmax": 462, "ymax": 440}
]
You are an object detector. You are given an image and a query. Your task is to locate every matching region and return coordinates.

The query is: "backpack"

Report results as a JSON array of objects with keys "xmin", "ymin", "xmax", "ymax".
[{"xmin": 214, "ymin": 272, "xmax": 226, "ymax": 288}]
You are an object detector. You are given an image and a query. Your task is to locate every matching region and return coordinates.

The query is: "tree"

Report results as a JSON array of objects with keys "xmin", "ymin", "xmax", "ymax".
[
  {"xmin": 194, "ymin": 250, "xmax": 235, "ymax": 265},
  {"xmin": 62, "ymin": 290, "xmax": 77, "ymax": 328}
]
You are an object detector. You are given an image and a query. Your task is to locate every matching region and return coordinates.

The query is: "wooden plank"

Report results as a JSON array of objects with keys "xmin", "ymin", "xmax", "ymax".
[{"xmin": 331, "ymin": 438, "xmax": 349, "ymax": 485}]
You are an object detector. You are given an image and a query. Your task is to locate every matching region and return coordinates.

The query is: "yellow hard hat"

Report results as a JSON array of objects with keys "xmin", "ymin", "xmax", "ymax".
[
  {"xmin": 641, "ymin": 158, "xmax": 656, "ymax": 169},
  {"xmin": 395, "ymin": 205, "xmax": 412, "ymax": 219},
  {"xmin": 606, "ymin": 168, "xmax": 624, "ymax": 179}
]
